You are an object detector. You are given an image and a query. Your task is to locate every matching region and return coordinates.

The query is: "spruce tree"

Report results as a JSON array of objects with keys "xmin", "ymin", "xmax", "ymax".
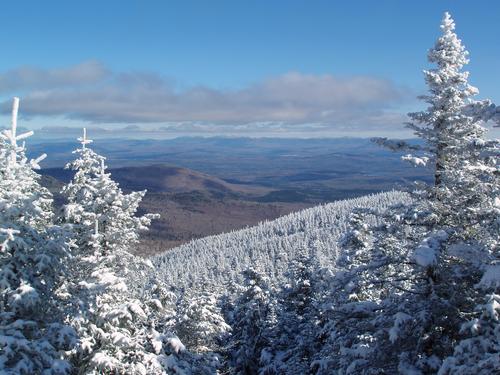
[
  {"xmin": 60, "ymin": 131, "xmax": 166, "ymax": 374},
  {"xmin": 0, "ymin": 98, "xmax": 75, "ymax": 374},
  {"xmin": 227, "ymin": 268, "xmax": 275, "ymax": 375},
  {"xmin": 176, "ymin": 289, "xmax": 230, "ymax": 353},
  {"xmin": 366, "ymin": 12, "xmax": 500, "ymax": 372},
  {"xmin": 268, "ymin": 248, "xmax": 320, "ymax": 374}
]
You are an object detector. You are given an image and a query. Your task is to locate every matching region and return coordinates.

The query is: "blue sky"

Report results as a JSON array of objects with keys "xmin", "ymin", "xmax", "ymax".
[{"xmin": 0, "ymin": 1, "xmax": 499, "ymax": 138}]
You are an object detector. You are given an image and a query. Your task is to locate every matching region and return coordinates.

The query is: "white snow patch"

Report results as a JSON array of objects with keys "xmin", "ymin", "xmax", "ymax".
[
  {"xmin": 412, "ymin": 230, "xmax": 448, "ymax": 267},
  {"xmin": 167, "ymin": 337, "xmax": 185, "ymax": 354},
  {"xmin": 477, "ymin": 265, "xmax": 500, "ymax": 289}
]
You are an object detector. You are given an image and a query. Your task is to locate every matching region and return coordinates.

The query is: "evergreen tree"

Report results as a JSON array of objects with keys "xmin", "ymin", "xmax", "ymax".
[
  {"xmin": 61, "ymin": 128, "xmax": 157, "ymax": 254},
  {"xmin": 0, "ymin": 98, "xmax": 75, "ymax": 374},
  {"xmin": 266, "ymin": 247, "xmax": 320, "ymax": 374},
  {"xmin": 439, "ymin": 293, "xmax": 500, "ymax": 374},
  {"xmin": 364, "ymin": 12, "xmax": 500, "ymax": 372},
  {"xmin": 59, "ymin": 131, "xmax": 168, "ymax": 374},
  {"xmin": 227, "ymin": 268, "xmax": 275, "ymax": 375},
  {"xmin": 176, "ymin": 289, "xmax": 230, "ymax": 354}
]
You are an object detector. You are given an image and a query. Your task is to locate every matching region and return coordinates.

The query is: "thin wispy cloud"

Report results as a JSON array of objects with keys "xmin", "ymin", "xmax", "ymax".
[
  {"xmin": 0, "ymin": 61, "xmax": 108, "ymax": 93},
  {"xmin": 0, "ymin": 61, "xmax": 412, "ymax": 134}
]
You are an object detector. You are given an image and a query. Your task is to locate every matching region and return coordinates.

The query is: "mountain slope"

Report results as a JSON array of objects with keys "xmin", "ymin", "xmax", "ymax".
[
  {"xmin": 109, "ymin": 164, "xmax": 271, "ymax": 197},
  {"xmin": 42, "ymin": 164, "xmax": 271, "ymax": 198},
  {"xmin": 153, "ymin": 190, "xmax": 410, "ymax": 294},
  {"xmin": 39, "ymin": 167, "xmax": 310, "ymax": 255}
]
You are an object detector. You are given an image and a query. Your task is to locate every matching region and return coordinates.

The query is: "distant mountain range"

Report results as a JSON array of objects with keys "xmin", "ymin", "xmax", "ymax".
[{"xmin": 35, "ymin": 137, "xmax": 432, "ymax": 199}]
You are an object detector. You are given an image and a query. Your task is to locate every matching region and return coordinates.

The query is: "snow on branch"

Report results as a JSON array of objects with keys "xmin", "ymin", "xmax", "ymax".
[
  {"xmin": 77, "ymin": 127, "xmax": 93, "ymax": 149},
  {"xmin": 477, "ymin": 265, "xmax": 500, "ymax": 290},
  {"xmin": 371, "ymin": 137, "xmax": 423, "ymax": 152},
  {"xmin": 412, "ymin": 230, "xmax": 448, "ymax": 267},
  {"xmin": 463, "ymin": 99, "xmax": 500, "ymax": 127},
  {"xmin": 401, "ymin": 154, "xmax": 430, "ymax": 167}
]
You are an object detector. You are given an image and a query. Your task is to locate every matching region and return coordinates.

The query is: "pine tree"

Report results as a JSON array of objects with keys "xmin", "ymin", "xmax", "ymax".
[
  {"xmin": 61, "ymin": 128, "xmax": 157, "ymax": 254},
  {"xmin": 408, "ymin": 12, "xmax": 484, "ymax": 186},
  {"xmin": 227, "ymin": 268, "xmax": 275, "ymax": 375},
  {"xmin": 0, "ymin": 98, "xmax": 75, "ymax": 374},
  {"xmin": 59, "ymin": 130, "xmax": 166, "ymax": 374},
  {"xmin": 176, "ymin": 289, "xmax": 230, "ymax": 354},
  {"xmin": 367, "ymin": 12, "xmax": 500, "ymax": 372},
  {"xmin": 267, "ymin": 248, "xmax": 320, "ymax": 374},
  {"xmin": 439, "ymin": 294, "xmax": 500, "ymax": 374}
]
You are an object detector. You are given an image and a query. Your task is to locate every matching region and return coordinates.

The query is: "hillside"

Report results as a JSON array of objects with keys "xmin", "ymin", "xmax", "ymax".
[
  {"xmin": 42, "ymin": 164, "xmax": 271, "ymax": 198},
  {"xmin": 39, "ymin": 166, "xmax": 311, "ymax": 254},
  {"xmin": 152, "ymin": 190, "xmax": 410, "ymax": 294}
]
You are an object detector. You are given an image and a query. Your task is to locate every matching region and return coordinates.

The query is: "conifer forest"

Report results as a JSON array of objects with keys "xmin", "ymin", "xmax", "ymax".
[{"xmin": 0, "ymin": 11, "xmax": 499, "ymax": 375}]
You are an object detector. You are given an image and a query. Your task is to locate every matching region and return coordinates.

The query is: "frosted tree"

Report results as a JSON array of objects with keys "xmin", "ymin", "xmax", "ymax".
[
  {"xmin": 374, "ymin": 12, "xmax": 499, "ymax": 233},
  {"xmin": 264, "ymin": 248, "xmax": 320, "ymax": 374},
  {"xmin": 408, "ymin": 12, "xmax": 484, "ymax": 185},
  {"xmin": 59, "ymin": 131, "xmax": 169, "ymax": 374},
  {"xmin": 374, "ymin": 13, "xmax": 497, "ymax": 186},
  {"xmin": 226, "ymin": 268, "xmax": 276, "ymax": 375},
  {"xmin": 402, "ymin": 15, "xmax": 498, "ymax": 371},
  {"xmin": 364, "ymin": 12, "xmax": 500, "ymax": 372},
  {"xmin": 311, "ymin": 207, "xmax": 405, "ymax": 373},
  {"xmin": 176, "ymin": 290, "xmax": 230, "ymax": 353},
  {"xmin": 0, "ymin": 98, "xmax": 75, "ymax": 374},
  {"xmin": 439, "ymin": 294, "xmax": 500, "ymax": 374},
  {"xmin": 61, "ymin": 128, "xmax": 157, "ymax": 253}
]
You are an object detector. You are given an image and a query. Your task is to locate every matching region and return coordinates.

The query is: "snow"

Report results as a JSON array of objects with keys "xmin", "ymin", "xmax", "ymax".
[
  {"xmin": 0, "ymin": 11, "xmax": 498, "ymax": 372},
  {"xmin": 91, "ymin": 352, "xmax": 119, "ymax": 371},
  {"xmin": 111, "ymin": 331, "xmax": 131, "ymax": 347},
  {"xmin": 413, "ymin": 230, "xmax": 448, "ymax": 267},
  {"xmin": 389, "ymin": 312, "xmax": 412, "ymax": 343},
  {"xmin": 483, "ymin": 294, "xmax": 500, "ymax": 320},
  {"xmin": 0, "ymin": 228, "xmax": 19, "ymax": 250},
  {"xmin": 11, "ymin": 282, "xmax": 40, "ymax": 310},
  {"xmin": 50, "ymin": 359, "xmax": 71, "ymax": 374},
  {"xmin": 478, "ymin": 265, "xmax": 500, "ymax": 289},
  {"xmin": 402, "ymin": 154, "xmax": 430, "ymax": 167},
  {"xmin": 167, "ymin": 337, "xmax": 186, "ymax": 354},
  {"xmin": 153, "ymin": 191, "xmax": 410, "ymax": 294}
]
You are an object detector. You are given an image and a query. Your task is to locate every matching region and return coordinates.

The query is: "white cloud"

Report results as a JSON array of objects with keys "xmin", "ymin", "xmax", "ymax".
[
  {"xmin": 0, "ymin": 61, "xmax": 413, "ymax": 135},
  {"xmin": 0, "ymin": 61, "xmax": 108, "ymax": 93}
]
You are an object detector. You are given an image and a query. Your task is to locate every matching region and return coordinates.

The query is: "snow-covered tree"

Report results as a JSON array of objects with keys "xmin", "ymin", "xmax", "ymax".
[
  {"xmin": 0, "ymin": 98, "xmax": 75, "ymax": 374},
  {"xmin": 59, "ymin": 131, "xmax": 169, "ymax": 373},
  {"xmin": 402, "ymin": 16, "xmax": 498, "ymax": 371},
  {"xmin": 408, "ymin": 12, "xmax": 485, "ymax": 185},
  {"xmin": 176, "ymin": 289, "xmax": 230, "ymax": 353},
  {"xmin": 227, "ymin": 268, "xmax": 276, "ymax": 375},
  {"xmin": 61, "ymin": 128, "xmax": 157, "ymax": 253},
  {"xmin": 374, "ymin": 12, "xmax": 499, "ymax": 233},
  {"xmin": 439, "ymin": 293, "xmax": 500, "ymax": 374},
  {"xmin": 366, "ymin": 12, "xmax": 500, "ymax": 372},
  {"xmin": 264, "ymin": 247, "xmax": 320, "ymax": 374}
]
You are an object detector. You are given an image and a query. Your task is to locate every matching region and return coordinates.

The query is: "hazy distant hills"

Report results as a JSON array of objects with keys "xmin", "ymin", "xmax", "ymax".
[
  {"xmin": 37, "ymin": 137, "xmax": 431, "ymax": 254},
  {"xmin": 108, "ymin": 164, "xmax": 272, "ymax": 197},
  {"xmin": 42, "ymin": 164, "xmax": 271, "ymax": 198},
  {"xmin": 34, "ymin": 137, "xmax": 431, "ymax": 201}
]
